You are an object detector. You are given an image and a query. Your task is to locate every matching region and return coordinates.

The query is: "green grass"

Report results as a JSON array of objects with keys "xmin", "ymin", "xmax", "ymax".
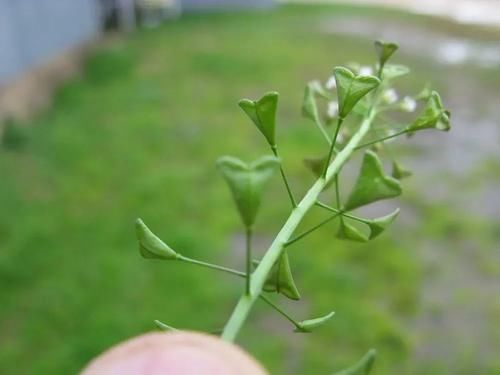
[{"xmin": 1, "ymin": 4, "xmax": 499, "ymax": 374}]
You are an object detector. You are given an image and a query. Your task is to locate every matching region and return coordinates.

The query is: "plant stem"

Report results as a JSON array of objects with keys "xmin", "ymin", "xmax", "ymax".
[
  {"xmin": 317, "ymin": 118, "xmax": 332, "ymax": 145},
  {"xmin": 271, "ymin": 145, "xmax": 297, "ymax": 208},
  {"xmin": 260, "ymin": 294, "xmax": 301, "ymax": 329},
  {"xmin": 221, "ymin": 106, "xmax": 378, "ymax": 342},
  {"xmin": 322, "ymin": 117, "xmax": 344, "ymax": 177},
  {"xmin": 245, "ymin": 227, "xmax": 252, "ymax": 295},
  {"xmin": 354, "ymin": 128, "xmax": 408, "ymax": 150},
  {"xmin": 315, "ymin": 202, "xmax": 368, "ymax": 224},
  {"xmin": 284, "ymin": 212, "xmax": 340, "ymax": 247},
  {"xmin": 154, "ymin": 320, "xmax": 178, "ymax": 331},
  {"xmin": 178, "ymin": 255, "xmax": 245, "ymax": 277}
]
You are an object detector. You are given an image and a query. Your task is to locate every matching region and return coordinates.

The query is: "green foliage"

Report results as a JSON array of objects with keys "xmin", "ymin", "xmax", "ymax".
[
  {"xmin": 375, "ymin": 40, "xmax": 399, "ymax": 69},
  {"xmin": 337, "ymin": 220, "xmax": 369, "ymax": 243},
  {"xmin": 333, "ymin": 349, "xmax": 377, "ymax": 375},
  {"xmin": 261, "ymin": 250, "xmax": 301, "ymax": 300},
  {"xmin": 135, "ymin": 219, "xmax": 178, "ymax": 260},
  {"xmin": 1, "ymin": 120, "xmax": 28, "ymax": 150},
  {"xmin": 391, "ymin": 161, "xmax": 412, "ymax": 180},
  {"xmin": 408, "ymin": 91, "xmax": 451, "ymax": 133},
  {"xmin": 333, "ymin": 67, "xmax": 380, "ymax": 118},
  {"xmin": 216, "ymin": 155, "xmax": 280, "ymax": 228},
  {"xmin": 365, "ymin": 209, "xmax": 400, "ymax": 240},
  {"xmin": 302, "ymin": 81, "xmax": 325, "ymax": 125},
  {"xmin": 132, "ymin": 26, "xmax": 451, "ymax": 372},
  {"xmin": 295, "ymin": 311, "xmax": 335, "ymax": 333},
  {"xmin": 0, "ymin": 6, "xmax": 468, "ymax": 374},
  {"xmin": 239, "ymin": 92, "xmax": 279, "ymax": 146},
  {"xmin": 345, "ymin": 151, "xmax": 402, "ymax": 210}
]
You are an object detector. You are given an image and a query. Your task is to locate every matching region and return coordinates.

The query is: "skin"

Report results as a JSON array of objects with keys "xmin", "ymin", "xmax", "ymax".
[{"xmin": 80, "ymin": 331, "xmax": 268, "ymax": 375}]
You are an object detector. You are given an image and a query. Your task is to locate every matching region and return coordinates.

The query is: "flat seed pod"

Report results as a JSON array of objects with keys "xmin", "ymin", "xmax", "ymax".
[
  {"xmin": 303, "ymin": 155, "xmax": 336, "ymax": 189},
  {"xmin": 239, "ymin": 91, "xmax": 279, "ymax": 146},
  {"xmin": 365, "ymin": 208, "xmax": 400, "ymax": 239},
  {"xmin": 302, "ymin": 82, "xmax": 321, "ymax": 125},
  {"xmin": 333, "ymin": 349, "xmax": 377, "ymax": 375},
  {"xmin": 217, "ymin": 155, "xmax": 280, "ymax": 228},
  {"xmin": 344, "ymin": 150, "xmax": 402, "ymax": 210},
  {"xmin": 337, "ymin": 219, "xmax": 369, "ymax": 243},
  {"xmin": 391, "ymin": 161, "xmax": 412, "ymax": 180},
  {"xmin": 135, "ymin": 219, "xmax": 178, "ymax": 260},
  {"xmin": 408, "ymin": 91, "xmax": 450, "ymax": 132},
  {"xmin": 262, "ymin": 250, "xmax": 301, "ymax": 301},
  {"xmin": 374, "ymin": 40, "xmax": 399, "ymax": 67},
  {"xmin": 333, "ymin": 67, "xmax": 380, "ymax": 119},
  {"xmin": 295, "ymin": 311, "xmax": 335, "ymax": 333}
]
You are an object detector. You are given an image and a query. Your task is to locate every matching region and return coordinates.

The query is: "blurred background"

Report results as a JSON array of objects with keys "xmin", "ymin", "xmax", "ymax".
[{"xmin": 0, "ymin": 0, "xmax": 499, "ymax": 373}]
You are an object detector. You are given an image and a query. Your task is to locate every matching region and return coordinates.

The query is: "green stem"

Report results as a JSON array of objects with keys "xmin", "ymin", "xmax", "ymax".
[
  {"xmin": 245, "ymin": 227, "xmax": 252, "ymax": 295},
  {"xmin": 354, "ymin": 128, "xmax": 408, "ymax": 150},
  {"xmin": 284, "ymin": 212, "xmax": 340, "ymax": 247},
  {"xmin": 377, "ymin": 62, "xmax": 385, "ymax": 80},
  {"xmin": 260, "ymin": 294, "xmax": 301, "ymax": 329},
  {"xmin": 322, "ymin": 117, "xmax": 344, "ymax": 177},
  {"xmin": 221, "ymin": 105, "xmax": 378, "ymax": 342},
  {"xmin": 271, "ymin": 145, "xmax": 297, "ymax": 208},
  {"xmin": 154, "ymin": 320, "xmax": 178, "ymax": 331},
  {"xmin": 178, "ymin": 255, "xmax": 245, "ymax": 277},
  {"xmin": 315, "ymin": 116, "xmax": 332, "ymax": 145},
  {"xmin": 315, "ymin": 202, "xmax": 368, "ymax": 224}
]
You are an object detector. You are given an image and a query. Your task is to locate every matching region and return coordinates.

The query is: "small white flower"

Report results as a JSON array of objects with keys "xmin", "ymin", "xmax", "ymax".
[
  {"xmin": 383, "ymin": 89, "xmax": 398, "ymax": 104},
  {"xmin": 325, "ymin": 76, "xmax": 336, "ymax": 90},
  {"xmin": 401, "ymin": 96, "xmax": 417, "ymax": 112},
  {"xmin": 358, "ymin": 66, "xmax": 374, "ymax": 76},
  {"xmin": 327, "ymin": 101, "xmax": 339, "ymax": 118}
]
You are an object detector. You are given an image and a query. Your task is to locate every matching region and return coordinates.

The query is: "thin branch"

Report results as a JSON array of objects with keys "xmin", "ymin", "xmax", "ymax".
[
  {"xmin": 271, "ymin": 146, "xmax": 297, "ymax": 208},
  {"xmin": 354, "ymin": 128, "xmax": 408, "ymax": 150},
  {"xmin": 259, "ymin": 294, "xmax": 301, "ymax": 329},
  {"xmin": 245, "ymin": 227, "xmax": 253, "ymax": 295},
  {"xmin": 284, "ymin": 212, "xmax": 341, "ymax": 247},
  {"xmin": 315, "ymin": 201, "xmax": 368, "ymax": 224},
  {"xmin": 178, "ymin": 255, "xmax": 245, "ymax": 277},
  {"xmin": 322, "ymin": 117, "xmax": 344, "ymax": 177}
]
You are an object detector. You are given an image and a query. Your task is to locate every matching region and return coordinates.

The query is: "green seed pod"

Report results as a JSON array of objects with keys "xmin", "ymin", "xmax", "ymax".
[
  {"xmin": 333, "ymin": 67, "xmax": 380, "ymax": 119},
  {"xmin": 239, "ymin": 91, "xmax": 279, "ymax": 147},
  {"xmin": 295, "ymin": 311, "xmax": 335, "ymax": 333},
  {"xmin": 408, "ymin": 91, "xmax": 451, "ymax": 133},
  {"xmin": 391, "ymin": 161, "xmax": 412, "ymax": 180},
  {"xmin": 365, "ymin": 208, "xmax": 400, "ymax": 239},
  {"xmin": 344, "ymin": 150, "xmax": 402, "ymax": 210},
  {"xmin": 337, "ymin": 220, "xmax": 369, "ymax": 243},
  {"xmin": 333, "ymin": 349, "xmax": 377, "ymax": 375},
  {"xmin": 217, "ymin": 155, "xmax": 280, "ymax": 228},
  {"xmin": 374, "ymin": 40, "xmax": 399, "ymax": 68},
  {"xmin": 262, "ymin": 250, "xmax": 301, "ymax": 301},
  {"xmin": 135, "ymin": 219, "xmax": 178, "ymax": 260}
]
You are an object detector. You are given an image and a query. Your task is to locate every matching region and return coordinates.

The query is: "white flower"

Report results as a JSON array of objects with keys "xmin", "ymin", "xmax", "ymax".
[
  {"xmin": 325, "ymin": 76, "xmax": 336, "ymax": 90},
  {"xmin": 401, "ymin": 96, "xmax": 417, "ymax": 112},
  {"xmin": 327, "ymin": 101, "xmax": 339, "ymax": 118},
  {"xmin": 358, "ymin": 66, "xmax": 374, "ymax": 76},
  {"xmin": 383, "ymin": 89, "xmax": 398, "ymax": 104}
]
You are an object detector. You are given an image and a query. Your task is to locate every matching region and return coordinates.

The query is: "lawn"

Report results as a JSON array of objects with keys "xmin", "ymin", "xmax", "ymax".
[{"xmin": 1, "ymin": 4, "xmax": 499, "ymax": 374}]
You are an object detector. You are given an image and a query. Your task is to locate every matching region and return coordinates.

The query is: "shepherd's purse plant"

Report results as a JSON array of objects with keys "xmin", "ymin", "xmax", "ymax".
[{"xmin": 135, "ymin": 40, "xmax": 450, "ymax": 373}]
